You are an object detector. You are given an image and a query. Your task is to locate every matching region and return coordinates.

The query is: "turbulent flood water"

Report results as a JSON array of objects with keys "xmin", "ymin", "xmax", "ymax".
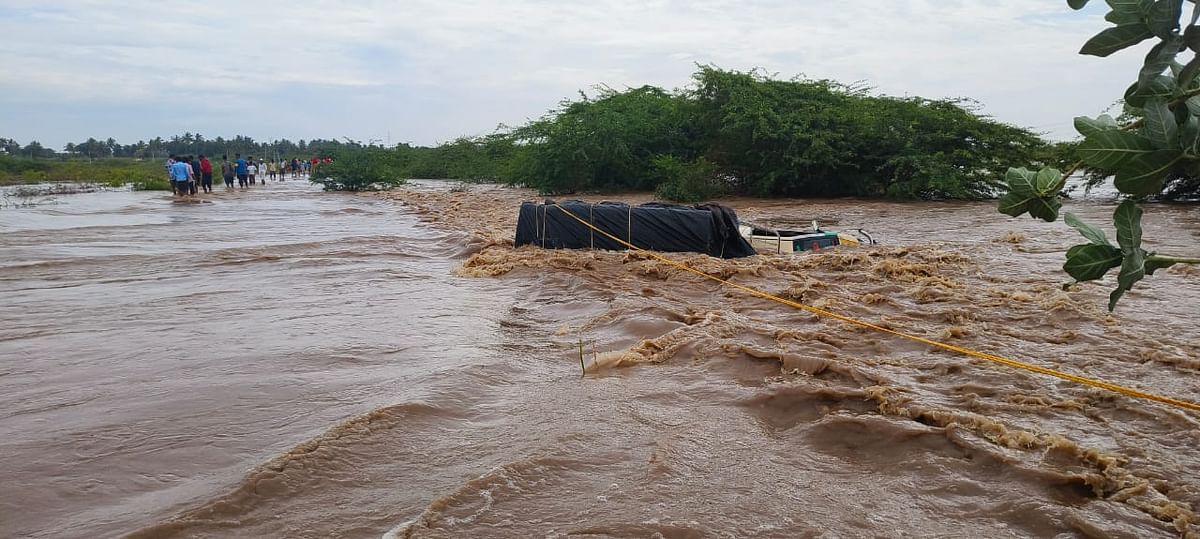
[{"xmin": 1, "ymin": 181, "xmax": 1198, "ymax": 538}]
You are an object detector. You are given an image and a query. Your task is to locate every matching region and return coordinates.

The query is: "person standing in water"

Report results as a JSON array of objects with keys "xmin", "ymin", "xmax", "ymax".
[
  {"xmin": 220, "ymin": 155, "xmax": 235, "ymax": 189},
  {"xmin": 235, "ymin": 153, "xmax": 248, "ymax": 188},
  {"xmin": 165, "ymin": 154, "xmax": 178, "ymax": 195},
  {"xmin": 170, "ymin": 156, "xmax": 193, "ymax": 197},
  {"xmin": 199, "ymin": 154, "xmax": 214, "ymax": 193},
  {"xmin": 247, "ymin": 158, "xmax": 258, "ymax": 185},
  {"xmin": 188, "ymin": 155, "xmax": 201, "ymax": 195}
]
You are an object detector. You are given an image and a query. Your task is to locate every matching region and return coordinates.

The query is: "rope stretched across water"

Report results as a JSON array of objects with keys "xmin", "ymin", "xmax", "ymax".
[{"xmin": 550, "ymin": 203, "xmax": 1200, "ymax": 414}]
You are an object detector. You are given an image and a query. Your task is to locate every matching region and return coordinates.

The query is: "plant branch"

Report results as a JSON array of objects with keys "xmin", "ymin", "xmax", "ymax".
[{"xmin": 1149, "ymin": 254, "xmax": 1200, "ymax": 264}]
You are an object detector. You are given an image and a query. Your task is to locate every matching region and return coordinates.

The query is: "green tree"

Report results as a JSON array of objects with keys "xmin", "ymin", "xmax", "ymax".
[
  {"xmin": 22, "ymin": 140, "xmax": 54, "ymax": 159},
  {"xmin": 0, "ymin": 138, "xmax": 21, "ymax": 156},
  {"xmin": 309, "ymin": 147, "xmax": 406, "ymax": 192},
  {"xmin": 998, "ymin": 0, "xmax": 1200, "ymax": 311}
]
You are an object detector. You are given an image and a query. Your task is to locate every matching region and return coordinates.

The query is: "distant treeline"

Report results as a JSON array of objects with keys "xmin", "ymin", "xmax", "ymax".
[
  {"xmin": 0, "ymin": 135, "xmax": 363, "ymax": 161},
  {"xmin": 4, "ymin": 66, "xmax": 1082, "ymax": 200}
]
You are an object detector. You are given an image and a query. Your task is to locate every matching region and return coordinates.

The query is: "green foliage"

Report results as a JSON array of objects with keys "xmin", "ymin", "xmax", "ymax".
[
  {"xmin": 310, "ymin": 148, "xmax": 407, "ymax": 192},
  {"xmin": 500, "ymin": 67, "xmax": 1045, "ymax": 199},
  {"xmin": 998, "ymin": 167, "xmax": 1066, "ymax": 221},
  {"xmin": 692, "ymin": 67, "xmax": 1046, "ymax": 199},
  {"xmin": 998, "ymin": 0, "xmax": 1200, "ymax": 311},
  {"xmin": 651, "ymin": 156, "xmax": 724, "ymax": 203},
  {"xmin": 504, "ymin": 85, "xmax": 699, "ymax": 194},
  {"xmin": 407, "ymin": 135, "xmax": 515, "ymax": 181},
  {"xmin": 0, "ymin": 155, "xmax": 168, "ymax": 189}
]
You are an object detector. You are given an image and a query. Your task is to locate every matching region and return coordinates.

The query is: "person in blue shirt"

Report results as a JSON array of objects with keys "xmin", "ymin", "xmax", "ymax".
[
  {"xmin": 235, "ymin": 153, "xmax": 249, "ymax": 188},
  {"xmin": 170, "ymin": 158, "xmax": 193, "ymax": 197}
]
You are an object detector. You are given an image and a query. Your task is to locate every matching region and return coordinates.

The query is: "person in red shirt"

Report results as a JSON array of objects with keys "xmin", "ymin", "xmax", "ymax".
[{"xmin": 198, "ymin": 154, "xmax": 214, "ymax": 193}]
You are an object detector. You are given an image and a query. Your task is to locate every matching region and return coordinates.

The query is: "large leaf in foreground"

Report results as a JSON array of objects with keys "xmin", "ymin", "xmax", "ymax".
[
  {"xmin": 1064, "ymin": 212, "xmax": 1113, "ymax": 246},
  {"xmin": 1074, "ymin": 114, "xmax": 1119, "ymax": 138},
  {"xmin": 1113, "ymin": 200, "xmax": 1144, "ymax": 253},
  {"xmin": 1113, "ymin": 149, "xmax": 1182, "ymax": 194},
  {"xmin": 1080, "ymin": 23, "xmax": 1154, "ymax": 57},
  {"xmin": 998, "ymin": 190, "xmax": 1061, "ymax": 222},
  {"xmin": 1064, "ymin": 243, "xmax": 1124, "ymax": 282},
  {"xmin": 1077, "ymin": 130, "xmax": 1156, "ymax": 169}
]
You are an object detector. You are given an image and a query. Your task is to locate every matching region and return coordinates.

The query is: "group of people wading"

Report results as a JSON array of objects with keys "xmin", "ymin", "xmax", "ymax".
[{"xmin": 165, "ymin": 154, "xmax": 324, "ymax": 197}]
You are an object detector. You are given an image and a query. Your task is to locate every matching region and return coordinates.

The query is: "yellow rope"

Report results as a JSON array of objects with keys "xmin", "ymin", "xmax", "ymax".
[{"xmin": 550, "ymin": 203, "xmax": 1200, "ymax": 413}]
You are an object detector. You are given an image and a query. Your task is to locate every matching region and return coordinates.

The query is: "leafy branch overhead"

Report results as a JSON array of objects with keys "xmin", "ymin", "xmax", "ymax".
[{"xmin": 998, "ymin": 0, "xmax": 1200, "ymax": 311}]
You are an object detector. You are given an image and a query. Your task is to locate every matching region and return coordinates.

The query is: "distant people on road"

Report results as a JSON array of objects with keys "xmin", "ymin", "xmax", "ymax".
[
  {"xmin": 221, "ymin": 155, "xmax": 235, "ymax": 189},
  {"xmin": 199, "ymin": 154, "xmax": 213, "ymax": 193}
]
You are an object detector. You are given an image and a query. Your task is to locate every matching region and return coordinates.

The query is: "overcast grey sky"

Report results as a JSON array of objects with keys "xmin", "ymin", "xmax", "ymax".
[{"xmin": 0, "ymin": 1, "xmax": 1136, "ymax": 150}]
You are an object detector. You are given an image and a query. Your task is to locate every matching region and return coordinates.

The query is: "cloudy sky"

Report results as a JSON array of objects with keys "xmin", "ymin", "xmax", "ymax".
[{"xmin": 0, "ymin": 0, "xmax": 1137, "ymax": 150}]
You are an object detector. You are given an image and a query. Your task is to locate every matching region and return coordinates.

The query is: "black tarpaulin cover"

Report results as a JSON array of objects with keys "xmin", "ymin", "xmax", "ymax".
[{"xmin": 514, "ymin": 200, "xmax": 757, "ymax": 259}]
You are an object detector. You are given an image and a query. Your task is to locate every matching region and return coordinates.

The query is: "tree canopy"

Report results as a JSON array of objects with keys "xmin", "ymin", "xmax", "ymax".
[{"xmin": 495, "ymin": 67, "xmax": 1050, "ymax": 201}]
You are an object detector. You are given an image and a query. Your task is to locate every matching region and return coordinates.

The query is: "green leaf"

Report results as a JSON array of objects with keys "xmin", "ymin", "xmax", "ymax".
[
  {"xmin": 1065, "ymin": 212, "xmax": 1114, "ymax": 246},
  {"xmin": 1109, "ymin": 247, "xmax": 1147, "ymax": 311},
  {"xmin": 998, "ymin": 172, "xmax": 1062, "ymax": 222},
  {"xmin": 1107, "ymin": 9, "xmax": 1144, "ymax": 25},
  {"xmin": 1139, "ymin": 37, "xmax": 1183, "ymax": 88},
  {"xmin": 1186, "ymin": 95, "xmax": 1200, "ymax": 115},
  {"xmin": 1069, "ymin": 0, "xmax": 1091, "ymax": 8},
  {"xmin": 1126, "ymin": 75, "xmax": 1177, "ymax": 103},
  {"xmin": 1035, "ymin": 167, "xmax": 1066, "ymax": 196},
  {"xmin": 1081, "ymin": 24, "xmax": 1155, "ymax": 56},
  {"xmin": 1186, "ymin": 24, "xmax": 1200, "ymax": 51},
  {"xmin": 1147, "ymin": 0, "xmax": 1183, "ymax": 39},
  {"xmin": 1141, "ymin": 97, "xmax": 1180, "ymax": 145},
  {"xmin": 1113, "ymin": 149, "xmax": 1182, "ymax": 193},
  {"xmin": 1074, "ymin": 114, "xmax": 1120, "ymax": 138},
  {"xmin": 1027, "ymin": 195, "xmax": 1064, "ymax": 222},
  {"xmin": 1064, "ymin": 243, "xmax": 1124, "ymax": 281},
  {"xmin": 1113, "ymin": 200, "xmax": 1144, "ymax": 252},
  {"xmin": 1076, "ymin": 130, "xmax": 1157, "ymax": 169},
  {"xmin": 1179, "ymin": 114, "xmax": 1200, "ymax": 152},
  {"xmin": 1005, "ymin": 167, "xmax": 1038, "ymax": 196},
  {"xmin": 1179, "ymin": 54, "xmax": 1200, "ymax": 89},
  {"xmin": 998, "ymin": 191, "xmax": 1033, "ymax": 217}
]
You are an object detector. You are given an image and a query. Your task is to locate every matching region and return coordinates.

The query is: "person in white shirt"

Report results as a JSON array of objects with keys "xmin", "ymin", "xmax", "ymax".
[{"xmin": 247, "ymin": 161, "xmax": 258, "ymax": 185}]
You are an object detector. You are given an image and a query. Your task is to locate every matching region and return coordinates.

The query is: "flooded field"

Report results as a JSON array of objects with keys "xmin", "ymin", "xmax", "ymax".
[{"xmin": 1, "ymin": 181, "xmax": 1198, "ymax": 538}]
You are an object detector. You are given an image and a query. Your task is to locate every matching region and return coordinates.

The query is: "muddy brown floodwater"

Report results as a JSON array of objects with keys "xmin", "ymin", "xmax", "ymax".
[{"xmin": 1, "ymin": 180, "xmax": 1198, "ymax": 538}]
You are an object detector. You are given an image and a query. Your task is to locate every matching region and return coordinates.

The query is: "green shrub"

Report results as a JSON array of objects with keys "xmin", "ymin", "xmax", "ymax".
[
  {"xmin": 652, "ymin": 156, "xmax": 723, "ymax": 203},
  {"xmin": 310, "ymin": 148, "xmax": 406, "ymax": 191}
]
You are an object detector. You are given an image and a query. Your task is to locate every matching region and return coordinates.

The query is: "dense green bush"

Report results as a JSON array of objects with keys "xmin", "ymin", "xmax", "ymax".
[
  {"xmin": 310, "ymin": 148, "xmax": 407, "ymax": 191},
  {"xmin": 651, "ymin": 156, "xmax": 724, "ymax": 202},
  {"xmin": 497, "ymin": 67, "xmax": 1048, "ymax": 200},
  {"xmin": 502, "ymin": 86, "xmax": 698, "ymax": 194},
  {"xmin": 0, "ymin": 156, "xmax": 169, "ymax": 189}
]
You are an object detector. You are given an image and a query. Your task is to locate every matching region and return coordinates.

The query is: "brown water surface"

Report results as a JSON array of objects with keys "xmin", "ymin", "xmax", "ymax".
[{"xmin": 1, "ymin": 181, "xmax": 1198, "ymax": 538}]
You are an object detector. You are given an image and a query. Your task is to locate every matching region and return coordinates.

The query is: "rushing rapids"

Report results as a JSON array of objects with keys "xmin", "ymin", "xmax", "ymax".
[{"xmin": 1, "ymin": 181, "xmax": 1198, "ymax": 538}]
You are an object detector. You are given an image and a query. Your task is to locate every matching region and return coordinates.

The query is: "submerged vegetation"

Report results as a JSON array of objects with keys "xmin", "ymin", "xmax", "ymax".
[{"xmin": 0, "ymin": 156, "xmax": 170, "ymax": 190}]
